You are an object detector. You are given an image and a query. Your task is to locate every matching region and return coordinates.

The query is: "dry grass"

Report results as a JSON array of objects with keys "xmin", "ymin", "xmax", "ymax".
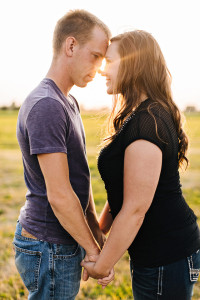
[{"xmin": 0, "ymin": 110, "xmax": 199, "ymax": 299}]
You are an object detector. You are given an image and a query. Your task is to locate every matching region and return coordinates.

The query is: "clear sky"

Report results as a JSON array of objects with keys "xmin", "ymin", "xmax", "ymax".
[{"xmin": 0, "ymin": 0, "xmax": 199, "ymax": 110}]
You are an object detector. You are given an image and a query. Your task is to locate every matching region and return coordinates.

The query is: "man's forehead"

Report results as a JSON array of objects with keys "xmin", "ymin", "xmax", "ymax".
[
  {"xmin": 86, "ymin": 37, "xmax": 109, "ymax": 57},
  {"xmin": 90, "ymin": 27, "xmax": 109, "ymax": 42},
  {"xmin": 91, "ymin": 25, "xmax": 109, "ymax": 39}
]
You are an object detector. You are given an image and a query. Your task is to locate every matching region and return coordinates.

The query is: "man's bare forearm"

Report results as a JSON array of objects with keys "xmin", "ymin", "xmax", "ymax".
[
  {"xmin": 38, "ymin": 153, "xmax": 100, "ymax": 256},
  {"xmin": 49, "ymin": 187, "xmax": 100, "ymax": 255}
]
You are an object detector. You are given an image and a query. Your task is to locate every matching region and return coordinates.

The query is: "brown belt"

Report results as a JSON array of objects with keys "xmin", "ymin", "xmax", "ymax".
[{"xmin": 21, "ymin": 227, "xmax": 38, "ymax": 240}]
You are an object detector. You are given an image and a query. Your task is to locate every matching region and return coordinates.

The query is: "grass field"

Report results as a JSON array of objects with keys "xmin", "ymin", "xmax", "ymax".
[{"xmin": 0, "ymin": 109, "xmax": 200, "ymax": 299}]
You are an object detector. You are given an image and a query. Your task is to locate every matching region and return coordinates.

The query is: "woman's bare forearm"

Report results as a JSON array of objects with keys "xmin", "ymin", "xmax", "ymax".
[
  {"xmin": 99, "ymin": 201, "xmax": 113, "ymax": 234},
  {"xmin": 86, "ymin": 183, "xmax": 106, "ymax": 249},
  {"xmin": 94, "ymin": 207, "xmax": 144, "ymax": 274}
]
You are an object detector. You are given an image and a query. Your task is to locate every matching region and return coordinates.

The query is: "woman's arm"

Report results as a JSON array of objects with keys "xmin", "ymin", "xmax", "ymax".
[
  {"xmin": 81, "ymin": 139, "xmax": 162, "ymax": 278},
  {"xmin": 99, "ymin": 201, "xmax": 113, "ymax": 235}
]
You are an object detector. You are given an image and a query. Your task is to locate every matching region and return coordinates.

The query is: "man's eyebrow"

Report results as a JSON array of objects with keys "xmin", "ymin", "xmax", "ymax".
[{"xmin": 92, "ymin": 51, "xmax": 104, "ymax": 58}]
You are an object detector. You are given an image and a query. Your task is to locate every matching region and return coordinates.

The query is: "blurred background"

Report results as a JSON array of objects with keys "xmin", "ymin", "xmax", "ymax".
[{"xmin": 0, "ymin": 0, "xmax": 200, "ymax": 299}]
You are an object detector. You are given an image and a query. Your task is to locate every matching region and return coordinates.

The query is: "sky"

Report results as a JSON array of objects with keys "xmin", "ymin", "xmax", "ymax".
[{"xmin": 0, "ymin": 0, "xmax": 200, "ymax": 110}]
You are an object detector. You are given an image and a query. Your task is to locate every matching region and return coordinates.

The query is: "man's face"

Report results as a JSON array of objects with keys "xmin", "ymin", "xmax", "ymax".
[{"xmin": 70, "ymin": 26, "xmax": 109, "ymax": 87}]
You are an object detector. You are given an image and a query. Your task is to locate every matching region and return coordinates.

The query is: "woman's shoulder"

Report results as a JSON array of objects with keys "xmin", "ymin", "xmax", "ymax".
[
  {"xmin": 133, "ymin": 99, "xmax": 173, "ymax": 127},
  {"xmin": 123, "ymin": 99, "xmax": 175, "ymax": 149},
  {"xmin": 137, "ymin": 98, "xmax": 169, "ymax": 115}
]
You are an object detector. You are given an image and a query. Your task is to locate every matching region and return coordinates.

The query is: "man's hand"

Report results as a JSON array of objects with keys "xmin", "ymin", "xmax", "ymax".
[
  {"xmin": 81, "ymin": 232, "xmax": 106, "ymax": 282},
  {"xmin": 81, "ymin": 260, "xmax": 115, "ymax": 288},
  {"xmin": 82, "ymin": 253, "xmax": 99, "ymax": 281}
]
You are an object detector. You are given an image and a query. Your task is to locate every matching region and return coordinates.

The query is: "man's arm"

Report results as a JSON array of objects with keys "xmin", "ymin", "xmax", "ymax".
[
  {"xmin": 86, "ymin": 182, "xmax": 106, "ymax": 249},
  {"xmin": 37, "ymin": 152, "xmax": 99, "ymax": 256}
]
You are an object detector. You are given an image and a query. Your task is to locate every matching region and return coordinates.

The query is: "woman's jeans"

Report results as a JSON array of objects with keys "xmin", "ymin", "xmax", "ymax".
[
  {"xmin": 13, "ymin": 221, "xmax": 85, "ymax": 300},
  {"xmin": 130, "ymin": 250, "xmax": 200, "ymax": 300}
]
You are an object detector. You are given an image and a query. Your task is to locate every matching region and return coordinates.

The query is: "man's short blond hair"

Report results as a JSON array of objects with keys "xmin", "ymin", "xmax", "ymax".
[{"xmin": 53, "ymin": 9, "xmax": 111, "ymax": 55}]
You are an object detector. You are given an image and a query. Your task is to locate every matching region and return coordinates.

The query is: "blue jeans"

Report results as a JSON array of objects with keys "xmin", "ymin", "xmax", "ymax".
[
  {"xmin": 13, "ymin": 221, "xmax": 85, "ymax": 300},
  {"xmin": 130, "ymin": 250, "xmax": 200, "ymax": 300}
]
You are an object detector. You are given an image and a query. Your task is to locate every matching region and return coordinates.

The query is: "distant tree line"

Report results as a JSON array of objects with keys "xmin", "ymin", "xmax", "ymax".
[
  {"xmin": 0, "ymin": 102, "xmax": 20, "ymax": 111},
  {"xmin": 0, "ymin": 102, "xmax": 199, "ymax": 113},
  {"xmin": 184, "ymin": 105, "xmax": 198, "ymax": 113}
]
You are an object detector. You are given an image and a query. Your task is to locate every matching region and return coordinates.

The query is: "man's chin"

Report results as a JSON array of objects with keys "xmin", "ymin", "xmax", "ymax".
[{"xmin": 75, "ymin": 81, "xmax": 88, "ymax": 88}]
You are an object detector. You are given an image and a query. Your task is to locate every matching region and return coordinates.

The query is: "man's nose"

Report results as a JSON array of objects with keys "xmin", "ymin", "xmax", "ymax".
[
  {"xmin": 98, "ymin": 69, "xmax": 106, "ymax": 76},
  {"xmin": 96, "ymin": 58, "xmax": 106, "ymax": 74}
]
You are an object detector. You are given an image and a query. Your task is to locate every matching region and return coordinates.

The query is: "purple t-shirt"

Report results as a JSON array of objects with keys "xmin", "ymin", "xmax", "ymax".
[{"xmin": 17, "ymin": 78, "xmax": 90, "ymax": 244}]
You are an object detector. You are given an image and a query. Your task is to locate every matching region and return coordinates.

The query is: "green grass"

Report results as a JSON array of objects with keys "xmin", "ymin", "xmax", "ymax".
[{"xmin": 0, "ymin": 110, "xmax": 200, "ymax": 299}]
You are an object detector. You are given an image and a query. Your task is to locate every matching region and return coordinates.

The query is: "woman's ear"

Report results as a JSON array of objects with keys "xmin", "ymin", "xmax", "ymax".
[{"xmin": 65, "ymin": 37, "xmax": 77, "ymax": 57}]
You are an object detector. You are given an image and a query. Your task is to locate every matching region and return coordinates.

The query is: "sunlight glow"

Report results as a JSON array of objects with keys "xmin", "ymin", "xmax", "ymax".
[{"xmin": 100, "ymin": 58, "xmax": 106, "ymax": 72}]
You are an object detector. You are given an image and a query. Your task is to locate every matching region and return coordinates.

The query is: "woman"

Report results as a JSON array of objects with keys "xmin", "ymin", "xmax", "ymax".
[{"xmin": 81, "ymin": 30, "xmax": 200, "ymax": 299}]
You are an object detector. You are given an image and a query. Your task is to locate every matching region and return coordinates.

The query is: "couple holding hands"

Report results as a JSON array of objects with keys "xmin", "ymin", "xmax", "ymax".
[{"xmin": 13, "ymin": 9, "xmax": 200, "ymax": 300}]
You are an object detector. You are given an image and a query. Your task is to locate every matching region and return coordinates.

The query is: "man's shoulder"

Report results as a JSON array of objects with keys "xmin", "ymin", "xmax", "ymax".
[
  {"xmin": 19, "ymin": 79, "xmax": 66, "ymax": 122},
  {"xmin": 24, "ymin": 79, "xmax": 64, "ymax": 107}
]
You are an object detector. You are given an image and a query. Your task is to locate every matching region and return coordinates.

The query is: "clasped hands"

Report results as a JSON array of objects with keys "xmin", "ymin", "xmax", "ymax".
[{"xmin": 81, "ymin": 253, "xmax": 115, "ymax": 289}]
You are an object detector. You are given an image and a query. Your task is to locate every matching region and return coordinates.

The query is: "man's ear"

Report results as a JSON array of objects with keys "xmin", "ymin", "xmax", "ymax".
[{"xmin": 65, "ymin": 37, "xmax": 77, "ymax": 57}]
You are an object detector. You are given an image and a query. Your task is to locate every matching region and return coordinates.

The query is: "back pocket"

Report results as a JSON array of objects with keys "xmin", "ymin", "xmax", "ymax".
[
  {"xmin": 187, "ymin": 250, "xmax": 200, "ymax": 282},
  {"xmin": 14, "ymin": 244, "xmax": 42, "ymax": 292}
]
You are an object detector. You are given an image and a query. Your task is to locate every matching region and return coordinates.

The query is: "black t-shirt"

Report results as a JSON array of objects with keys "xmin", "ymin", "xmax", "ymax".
[{"xmin": 98, "ymin": 98, "xmax": 200, "ymax": 267}]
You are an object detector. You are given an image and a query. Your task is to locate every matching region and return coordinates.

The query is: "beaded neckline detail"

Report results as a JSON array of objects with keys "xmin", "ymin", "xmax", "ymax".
[
  {"xmin": 98, "ymin": 98, "xmax": 151, "ymax": 157},
  {"xmin": 98, "ymin": 111, "xmax": 135, "ymax": 157}
]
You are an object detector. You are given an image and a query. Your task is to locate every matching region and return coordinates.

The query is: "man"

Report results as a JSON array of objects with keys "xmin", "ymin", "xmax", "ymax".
[{"xmin": 13, "ymin": 10, "xmax": 112, "ymax": 299}]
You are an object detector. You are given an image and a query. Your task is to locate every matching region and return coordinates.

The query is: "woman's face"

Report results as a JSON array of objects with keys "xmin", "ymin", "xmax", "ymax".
[{"xmin": 102, "ymin": 41, "xmax": 121, "ymax": 94}]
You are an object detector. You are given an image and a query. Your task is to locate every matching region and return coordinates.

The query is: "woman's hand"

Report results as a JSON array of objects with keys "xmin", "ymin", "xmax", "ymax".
[{"xmin": 97, "ymin": 269, "xmax": 115, "ymax": 289}]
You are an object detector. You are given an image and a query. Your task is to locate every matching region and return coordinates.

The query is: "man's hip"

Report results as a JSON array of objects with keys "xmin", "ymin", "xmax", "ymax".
[{"xmin": 13, "ymin": 221, "xmax": 85, "ymax": 300}]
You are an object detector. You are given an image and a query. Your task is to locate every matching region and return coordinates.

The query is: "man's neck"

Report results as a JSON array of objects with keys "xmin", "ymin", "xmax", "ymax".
[{"xmin": 46, "ymin": 58, "xmax": 73, "ymax": 97}]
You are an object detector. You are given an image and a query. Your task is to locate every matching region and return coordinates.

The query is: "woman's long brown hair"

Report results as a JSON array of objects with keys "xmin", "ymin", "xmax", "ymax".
[{"xmin": 104, "ymin": 30, "xmax": 188, "ymax": 168}]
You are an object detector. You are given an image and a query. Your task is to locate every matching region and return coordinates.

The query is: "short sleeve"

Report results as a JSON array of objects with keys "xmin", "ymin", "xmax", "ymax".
[
  {"xmin": 26, "ymin": 98, "xmax": 68, "ymax": 155},
  {"xmin": 123, "ymin": 111, "xmax": 169, "ymax": 153}
]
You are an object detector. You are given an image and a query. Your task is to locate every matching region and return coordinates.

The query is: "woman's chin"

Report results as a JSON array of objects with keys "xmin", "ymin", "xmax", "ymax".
[{"xmin": 106, "ymin": 87, "xmax": 114, "ymax": 95}]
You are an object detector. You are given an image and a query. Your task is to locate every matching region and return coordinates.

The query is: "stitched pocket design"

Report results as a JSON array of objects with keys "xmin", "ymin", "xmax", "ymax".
[
  {"xmin": 187, "ymin": 251, "xmax": 200, "ymax": 282},
  {"xmin": 14, "ymin": 244, "xmax": 42, "ymax": 292}
]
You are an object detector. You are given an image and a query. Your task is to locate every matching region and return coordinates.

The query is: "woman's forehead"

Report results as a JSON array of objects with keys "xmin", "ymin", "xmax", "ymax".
[{"xmin": 106, "ymin": 42, "xmax": 119, "ymax": 58}]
